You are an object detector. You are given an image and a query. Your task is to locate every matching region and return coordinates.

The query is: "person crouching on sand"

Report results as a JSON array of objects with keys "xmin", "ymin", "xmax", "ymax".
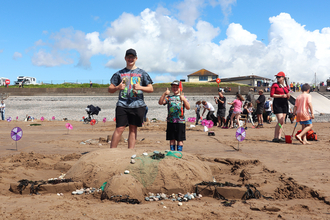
[
  {"xmin": 158, "ymin": 80, "xmax": 190, "ymax": 151},
  {"xmin": 293, "ymin": 83, "xmax": 315, "ymax": 144}
]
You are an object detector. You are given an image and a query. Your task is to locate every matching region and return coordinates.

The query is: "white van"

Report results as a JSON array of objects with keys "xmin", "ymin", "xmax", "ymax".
[
  {"xmin": 14, "ymin": 76, "xmax": 38, "ymax": 85},
  {"xmin": 0, "ymin": 77, "xmax": 10, "ymax": 86}
]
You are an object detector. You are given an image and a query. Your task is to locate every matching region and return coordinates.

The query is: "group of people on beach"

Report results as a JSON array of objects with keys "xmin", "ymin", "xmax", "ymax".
[{"xmin": 108, "ymin": 48, "xmax": 315, "ymax": 151}]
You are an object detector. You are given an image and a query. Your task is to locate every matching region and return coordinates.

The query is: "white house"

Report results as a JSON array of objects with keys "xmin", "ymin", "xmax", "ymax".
[{"xmin": 187, "ymin": 69, "xmax": 218, "ymax": 82}]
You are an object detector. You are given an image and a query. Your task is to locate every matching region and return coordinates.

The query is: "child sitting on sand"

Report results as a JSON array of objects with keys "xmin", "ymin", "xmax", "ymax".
[
  {"xmin": 293, "ymin": 83, "xmax": 315, "ymax": 144},
  {"xmin": 158, "ymin": 80, "xmax": 190, "ymax": 151}
]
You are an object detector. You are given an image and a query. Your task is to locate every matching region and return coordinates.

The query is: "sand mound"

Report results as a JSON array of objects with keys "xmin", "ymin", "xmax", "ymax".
[
  {"xmin": 102, "ymin": 175, "xmax": 144, "ymax": 201},
  {"xmin": 65, "ymin": 149, "xmax": 212, "ymax": 201}
]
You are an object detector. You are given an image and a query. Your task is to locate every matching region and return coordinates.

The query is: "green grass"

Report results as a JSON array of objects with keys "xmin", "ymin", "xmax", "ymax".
[{"xmin": 5, "ymin": 82, "xmax": 249, "ymax": 88}]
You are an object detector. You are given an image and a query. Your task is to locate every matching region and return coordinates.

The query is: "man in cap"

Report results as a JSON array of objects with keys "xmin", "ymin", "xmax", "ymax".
[{"xmin": 108, "ymin": 48, "xmax": 154, "ymax": 149}]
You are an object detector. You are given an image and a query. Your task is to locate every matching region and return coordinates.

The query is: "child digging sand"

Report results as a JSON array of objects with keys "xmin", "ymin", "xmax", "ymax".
[
  {"xmin": 158, "ymin": 80, "xmax": 190, "ymax": 151},
  {"xmin": 293, "ymin": 83, "xmax": 315, "ymax": 144}
]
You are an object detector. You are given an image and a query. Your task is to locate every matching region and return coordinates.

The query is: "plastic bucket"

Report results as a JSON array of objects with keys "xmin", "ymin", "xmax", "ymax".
[{"xmin": 285, "ymin": 135, "xmax": 292, "ymax": 144}]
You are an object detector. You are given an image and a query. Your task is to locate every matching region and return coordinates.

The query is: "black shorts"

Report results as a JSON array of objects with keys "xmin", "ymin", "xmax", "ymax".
[
  {"xmin": 115, "ymin": 106, "xmax": 146, "ymax": 128},
  {"xmin": 266, "ymin": 111, "xmax": 272, "ymax": 116},
  {"xmin": 166, "ymin": 123, "xmax": 186, "ymax": 141},
  {"xmin": 256, "ymin": 107, "xmax": 264, "ymax": 115},
  {"xmin": 273, "ymin": 98, "xmax": 288, "ymax": 114},
  {"xmin": 217, "ymin": 109, "xmax": 226, "ymax": 117}
]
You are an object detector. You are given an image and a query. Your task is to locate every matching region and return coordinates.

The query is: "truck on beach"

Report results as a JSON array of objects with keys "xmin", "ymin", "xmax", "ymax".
[{"xmin": 14, "ymin": 76, "xmax": 38, "ymax": 85}]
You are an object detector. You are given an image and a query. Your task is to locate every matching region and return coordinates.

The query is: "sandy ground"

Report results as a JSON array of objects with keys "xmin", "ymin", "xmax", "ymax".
[{"xmin": 0, "ymin": 119, "xmax": 330, "ymax": 220}]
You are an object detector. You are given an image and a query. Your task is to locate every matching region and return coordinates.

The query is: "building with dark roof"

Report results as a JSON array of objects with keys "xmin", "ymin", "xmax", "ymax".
[{"xmin": 187, "ymin": 69, "xmax": 218, "ymax": 82}]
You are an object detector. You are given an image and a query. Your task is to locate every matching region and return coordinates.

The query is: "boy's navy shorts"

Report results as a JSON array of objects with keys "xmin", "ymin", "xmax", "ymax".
[
  {"xmin": 115, "ymin": 106, "xmax": 146, "ymax": 128},
  {"xmin": 166, "ymin": 122, "xmax": 186, "ymax": 141}
]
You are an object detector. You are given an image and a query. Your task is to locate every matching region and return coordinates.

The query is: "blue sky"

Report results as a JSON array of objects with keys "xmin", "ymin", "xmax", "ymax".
[{"xmin": 1, "ymin": 0, "xmax": 330, "ymax": 85}]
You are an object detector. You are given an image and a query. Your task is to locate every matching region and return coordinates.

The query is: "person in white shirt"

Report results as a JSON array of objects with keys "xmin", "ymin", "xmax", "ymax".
[
  {"xmin": 201, "ymin": 100, "xmax": 217, "ymax": 124},
  {"xmin": 0, "ymin": 100, "xmax": 5, "ymax": 120},
  {"xmin": 265, "ymin": 97, "xmax": 273, "ymax": 124}
]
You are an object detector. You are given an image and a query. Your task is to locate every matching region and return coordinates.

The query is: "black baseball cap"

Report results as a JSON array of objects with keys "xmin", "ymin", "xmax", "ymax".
[{"xmin": 125, "ymin": 48, "xmax": 137, "ymax": 57}]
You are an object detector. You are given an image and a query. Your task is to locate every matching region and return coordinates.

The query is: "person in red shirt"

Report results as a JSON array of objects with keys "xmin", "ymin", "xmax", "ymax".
[{"xmin": 270, "ymin": 71, "xmax": 291, "ymax": 142}]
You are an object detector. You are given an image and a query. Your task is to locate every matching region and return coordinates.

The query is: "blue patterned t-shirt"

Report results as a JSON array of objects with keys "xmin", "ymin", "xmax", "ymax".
[
  {"xmin": 165, "ymin": 95, "xmax": 185, "ymax": 124},
  {"xmin": 110, "ymin": 68, "xmax": 153, "ymax": 108}
]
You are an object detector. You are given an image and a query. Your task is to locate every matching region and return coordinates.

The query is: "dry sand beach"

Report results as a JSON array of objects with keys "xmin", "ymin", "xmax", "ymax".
[{"xmin": 0, "ymin": 96, "xmax": 330, "ymax": 219}]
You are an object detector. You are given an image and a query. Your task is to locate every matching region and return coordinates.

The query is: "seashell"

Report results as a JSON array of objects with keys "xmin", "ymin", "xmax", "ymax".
[
  {"xmin": 163, "ymin": 206, "xmax": 167, "ymax": 209},
  {"xmin": 154, "ymin": 198, "xmax": 159, "ymax": 201},
  {"xmin": 160, "ymin": 202, "xmax": 164, "ymax": 205},
  {"xmin": 124, "ymin": 170, "xmax": 130, "ymax": 174},
  {"xmin": 149, "ymin": 199, "xmax": 154, "ymax": 202},
  {"xmin": 72, "ymin": 191, "xmax": 77, "ymax": 195},
  {"xmin": 145, "ymin": 197, "xmax": 150, "ymax": 201},
  {"xmin": 142, "ymin": 152, "xmax": 148, "ymax": 156},
  {"xmin": 130, "ymin": 159, "xmax": 136, "ymax": 164},
  {"xmin": 191, "ymin": 195, "xmax": 194, "ymax": 199},
  {"xmin": 183, "ymin": 198, "xmax": 188, "ymax": 201},
  {"xmin": 131, "ymin": 155, "xmax": 136, "ymax": 159},
  {"xmin": 178, "ymin": 202, "xmax": 183, "ymax": 206},
  {"xmin": 153, "ymin": 151, "xmax": 159, "ymax": 154}
]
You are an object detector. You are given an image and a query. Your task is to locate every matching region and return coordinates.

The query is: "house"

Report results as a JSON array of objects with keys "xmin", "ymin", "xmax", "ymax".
[
  {"xmin": 216, "ymin": 75, "xmax": 272, "ymax": 87},
  {"xmin": 187, "ymin": 69, "xmax": 218, "ymax": 82}
]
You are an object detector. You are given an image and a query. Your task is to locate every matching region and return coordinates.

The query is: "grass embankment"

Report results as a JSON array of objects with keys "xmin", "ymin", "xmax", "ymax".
[{"xmin": 6, "ymin": 82, "xmax": 248, "ymax": 88}]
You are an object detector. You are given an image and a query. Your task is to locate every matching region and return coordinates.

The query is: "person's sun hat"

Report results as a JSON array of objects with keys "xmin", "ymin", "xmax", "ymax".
[
  {"xmin": 171, "ymin": 80, "xmax": 180, "ymax": 86},
  {"xmin": 275, "ymin": 71, "xmax": 285, "ymax": 77}
]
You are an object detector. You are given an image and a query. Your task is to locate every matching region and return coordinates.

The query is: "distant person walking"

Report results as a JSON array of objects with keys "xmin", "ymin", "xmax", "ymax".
[
  {"xmin": 270, "ymin": 71, "xmax": 290, "ymax": 142},
  {"xmin": 108, "ymin": 48, "xmax": 154, "ymax": 149},
  {"xmin": 293, "ymin": 83, "xmax": 315, "ymax": 144},
  {"xmin": 0, "ymin": 100, "xmax": 5, "ymax": 120},
  {"xmin": 90, "ymin": 81, "xmax": 93, "ymax": 88},
  {"xmin": 256, "ymin": 90, "xmax": 266, "ymax": 128}
]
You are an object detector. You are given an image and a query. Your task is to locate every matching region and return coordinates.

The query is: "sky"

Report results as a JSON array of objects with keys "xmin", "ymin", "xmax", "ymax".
[{"xmin": 1, "ymin": 0, "xmax": 330, "ymax": 85}]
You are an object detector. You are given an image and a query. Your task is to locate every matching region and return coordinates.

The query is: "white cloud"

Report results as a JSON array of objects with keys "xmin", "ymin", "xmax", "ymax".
[
  {"xmin": 0, "ymin": 49, "xmax": 3, "ymax": 53},
  {"xmin": 32, "ymin": 50, "xmax": 73, "ymax": 67},
  {"xmin": 154, "ymin": 74, "xmax": 177, "ymax": 83},
  {"xmin": 209, "ymin": 0, "xmax": 236, "ymax": 23},
  {"xmin": 92, "ymin": 15, "xmax": 100, "ymax": 21},
  {"xmin": 13, "ymin": 52, "xmax": 22, "ymax": 60},
  {"xmin": 31, "ymin": 6, "xmax": 330, "ymax": 83},
  {"xmin": 175, "ymin": 0, "xmax": 204, "ymax": 26},
  {"xmin": 42, "ymin": 30, "xmax": 48, "ymax": 35}
]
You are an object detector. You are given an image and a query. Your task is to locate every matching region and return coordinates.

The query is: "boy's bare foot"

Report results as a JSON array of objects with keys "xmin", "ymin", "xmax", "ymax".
[{"xmin": 296, "ymin": 135, "xmax": 304, "ymax": 144}]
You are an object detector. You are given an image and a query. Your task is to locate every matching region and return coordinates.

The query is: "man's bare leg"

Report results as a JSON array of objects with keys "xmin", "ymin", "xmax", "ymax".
[
  {"xmin": 110, "ymin": 126, "xmax": 126, "ymax": 148},
  {"xmin": 128, "ymin": 125, "xmax": 138, "ymax": 149}
]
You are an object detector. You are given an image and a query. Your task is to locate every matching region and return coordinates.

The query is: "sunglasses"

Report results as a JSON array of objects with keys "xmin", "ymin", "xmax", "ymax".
[{"xmin": 276, "ymin": 76, "xmax": 282, "ymax": 78}]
